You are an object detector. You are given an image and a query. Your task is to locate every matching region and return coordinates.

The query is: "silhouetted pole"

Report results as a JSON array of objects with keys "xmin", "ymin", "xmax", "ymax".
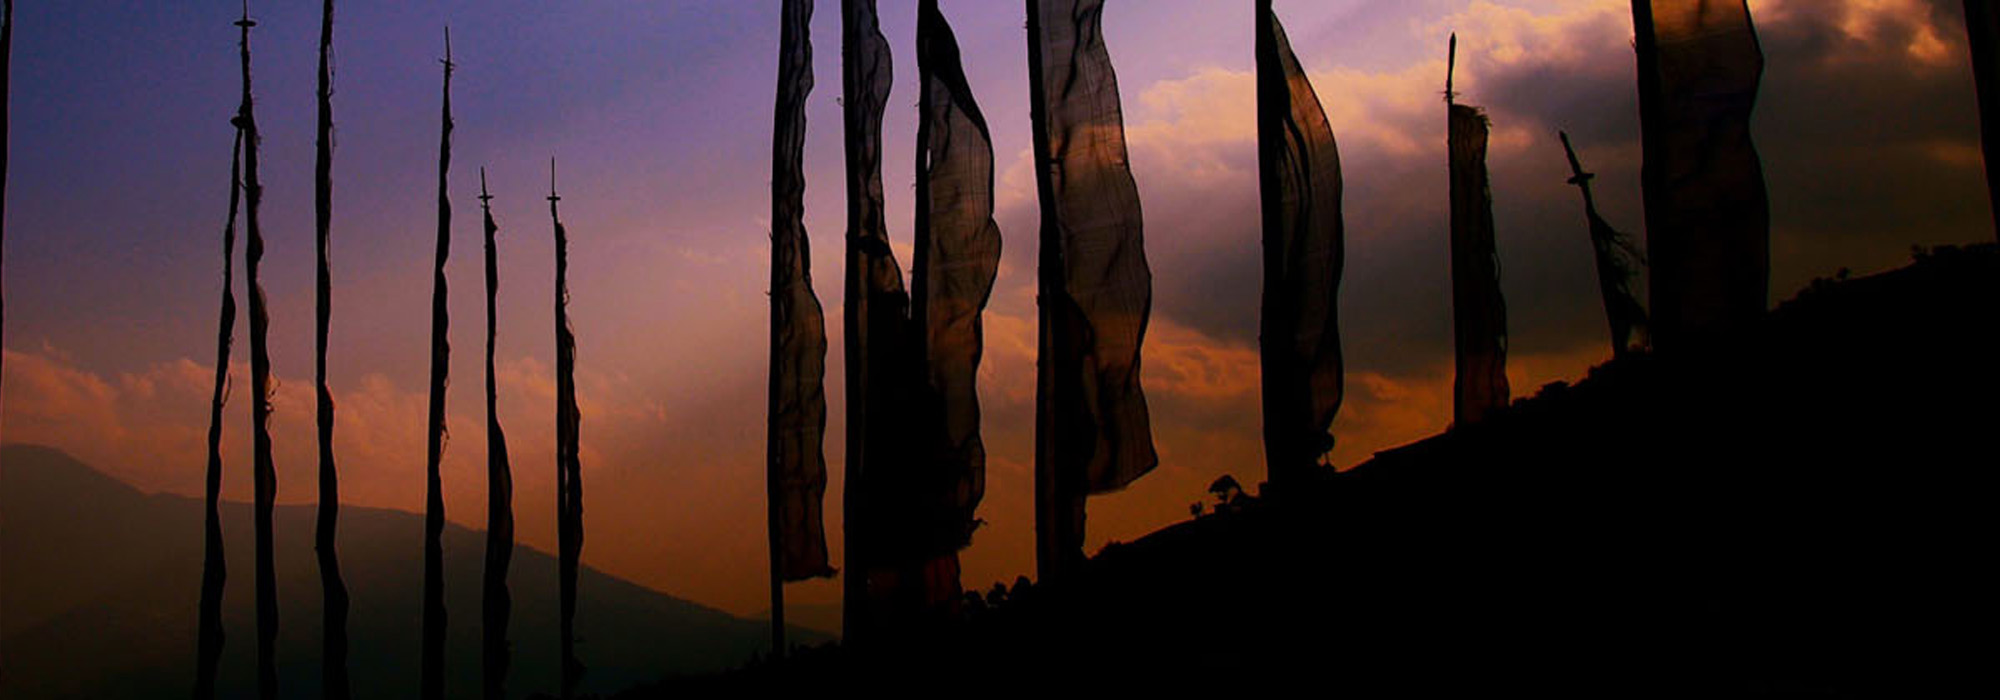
[
  {"xmin": 311, "ymin": 2, "xmax": 352, "ymax": 698},
  {"xmin": 769, "ymin": 450, "xmax": 786, "ymax": 661},
  {"xmin": 478, "ymin": 169, "xmax": 515, "ymax": 700},
  {"xmin": 194, "ymin": 125, "xmax": 243, "ymax": 700},
  {"xmin": 1966, "ymin": 0, "xmax": 2000, "ymax": 240},
  {"xmin": 768, "ymin": 0, "xmax": 791, "ymax": 631},
  {"xmin": 1559, "ymin": 133, "xmax": 1598, "ymax": 222},
  {"xmin": 421, "ymin": 28, "xmax": 454, "ymax": 700},
  {"xmin": 234, "ymin": 5, "xmax": 284, "ymax": 699},
  {"xmin": 1025, "ymin": 0, "xmax": 1079, "ymax": 588}
]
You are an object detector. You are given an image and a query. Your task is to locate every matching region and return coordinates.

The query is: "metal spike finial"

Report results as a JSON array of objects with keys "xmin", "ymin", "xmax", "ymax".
[
  {"xmin": 1552, "ymin": 131, "xmax": 1600, "ymax": 187},
  {"xmin": 547, "ymin": 158, "xmax": 560, "ymax": 203},
  {"xmin": 479, "ymin": 167, "xmax": 493, "ymax": 203},
  {"xmin": 1445, "ymin": 33, "xmax": 1458, "ymax": 103},
  {"xmin": 441, "ymin": 26, "xmax": 455, "ymax": 71}
]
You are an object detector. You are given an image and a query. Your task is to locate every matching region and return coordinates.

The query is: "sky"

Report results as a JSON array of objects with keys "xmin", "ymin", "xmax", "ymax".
[{"xmin": 2, "ymin": 0, "xmax": 1991, "ymax": 620}]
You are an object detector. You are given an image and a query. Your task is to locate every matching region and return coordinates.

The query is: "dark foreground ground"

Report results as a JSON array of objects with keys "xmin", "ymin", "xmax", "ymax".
[{"xmin": 616, "ymin": 245, "xmax": 1998, "ymax": 697}]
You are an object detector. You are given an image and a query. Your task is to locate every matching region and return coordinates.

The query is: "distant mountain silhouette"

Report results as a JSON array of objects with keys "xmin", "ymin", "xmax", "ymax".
[
  {"xmin": 752, "ymin": 603, "xmax": 840, "ymax": 639},
  {"xmin": 619, "ymin": 244, "xmax": 1999, "ymax": 696},
  {"xmin": 0, "ymin": 445, "xmax": 825, "ymax": 699}
]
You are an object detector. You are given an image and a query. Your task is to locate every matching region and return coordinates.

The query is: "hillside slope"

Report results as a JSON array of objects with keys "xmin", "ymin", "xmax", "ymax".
[
  {"xmin": 631, "ymin": 246, "xmax": 1999, "ymax": 696},
  {"xmin": 0, "ymin": 445, "xmax": 825, "ymax": 699}
]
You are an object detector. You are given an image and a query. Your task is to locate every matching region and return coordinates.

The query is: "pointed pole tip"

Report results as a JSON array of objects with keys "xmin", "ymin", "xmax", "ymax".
[{"xmin": 1445, "ymin": 33, "xmax": 1459, "ymax": 103}]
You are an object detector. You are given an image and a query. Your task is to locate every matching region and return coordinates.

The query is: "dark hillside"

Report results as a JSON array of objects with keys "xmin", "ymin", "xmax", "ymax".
[
  {"xmin": 626, "ymin": 244, "xmax": 1998, "ymax": 696},
  {"xmin": 0, "ymin": 445, "xmax": 827, "ymax": 699}
]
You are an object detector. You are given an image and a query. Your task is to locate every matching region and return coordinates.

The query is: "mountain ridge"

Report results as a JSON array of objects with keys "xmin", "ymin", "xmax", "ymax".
[{"xmin": 0, "ymin": 443, "xmax": 825, "ymax": 700}]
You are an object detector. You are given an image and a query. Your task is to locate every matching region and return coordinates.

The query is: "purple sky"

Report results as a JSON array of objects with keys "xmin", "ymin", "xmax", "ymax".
[{"xmin": 4, "ymin": 0, "xmax": 1991, "ymax": 619}]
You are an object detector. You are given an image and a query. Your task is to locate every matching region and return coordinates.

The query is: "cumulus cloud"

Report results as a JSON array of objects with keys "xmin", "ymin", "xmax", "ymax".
[{"xmin": 0, "ymin": 342, "xmax": 771, "ymax": 611}]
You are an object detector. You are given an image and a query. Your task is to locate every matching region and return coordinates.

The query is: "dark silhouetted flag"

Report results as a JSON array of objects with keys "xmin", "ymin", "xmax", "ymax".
[
  {"xmin": 195, "ymin": 125, "xmax": 242, "ymax": 700},
  {"xmin": 421, "ymin": 32, "xmax": 453, "ymax": 700},
  {"xmin": 477, "ymin": 173, "xmax": 513, "ymax": 700},
  {"xmin": 1632, "ymin": 0, "xmax": 1769, "ymax": 348},
  {"xmin": 839, "ymin": 0, "xmax": 911, "ymax": 639},
  {"xmin": 1447, "ymin": 40, "xmax": 1509, "ymax": 427},
  {"xmin": 550, "ymin": 168, "xmax": 585, "ymax": 699},
  {"xmin": 1026, "ymin": 0, "xmax": 1158, "ymax": 581},
  {"xmin": 310, "ymin": 4, "xmax": 352, "ymax": 698},
  {"xmin": 233, "ymin": 10, "xmax": 282, "ymax": 699},
  {"xmin": 1256, "ymin": 0, "xmax": 1345, "ymax": 486},
  {"xmin": 1561, "ymin": 131, "xmax": 1651, "ymax": 357},
  {"xmin": 767, "ymin": 0, "xmax": 835, "ymax": 585},
  {"xmin": 913, "ymin": 0, "xmax": 1001, "ymax": 558}
]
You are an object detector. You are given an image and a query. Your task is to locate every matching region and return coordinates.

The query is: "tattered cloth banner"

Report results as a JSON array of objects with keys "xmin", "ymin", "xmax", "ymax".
[
  {"xmin": 1256, "ymin": 0, "xmax": 1346, "ymax": 485},
  {"xmin": 840, "ymin": 0, "xmax": 912, "ymax": 624},
  {"xmin": 767, "ymin": 0, "xmax": 835, "ymax": 584},
  {"xmin": 1028, "ymin": 0, "xmax": 1159, "ymax": 579},
  {"xmin": 1449, "ymin": 101, "xmax": 1510, "ymax": 427},
  {"xmin": 551, "ymin": 171, "xmax": 585, "ymax": 698},
  {"xmin": 478, "ymin": 174, "xmax": 514, "ymax": 700},
  {"xmin": 1561, "ymin": 132, "xmax": 1651, "ymax": 358},
  {"xmin": 910, "ymin": 0, "xmax": 1002, "ymax": 558},
  {"xmin": 1633, "ymin": 0, "xmax": 1770, "ymax": 348}
]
